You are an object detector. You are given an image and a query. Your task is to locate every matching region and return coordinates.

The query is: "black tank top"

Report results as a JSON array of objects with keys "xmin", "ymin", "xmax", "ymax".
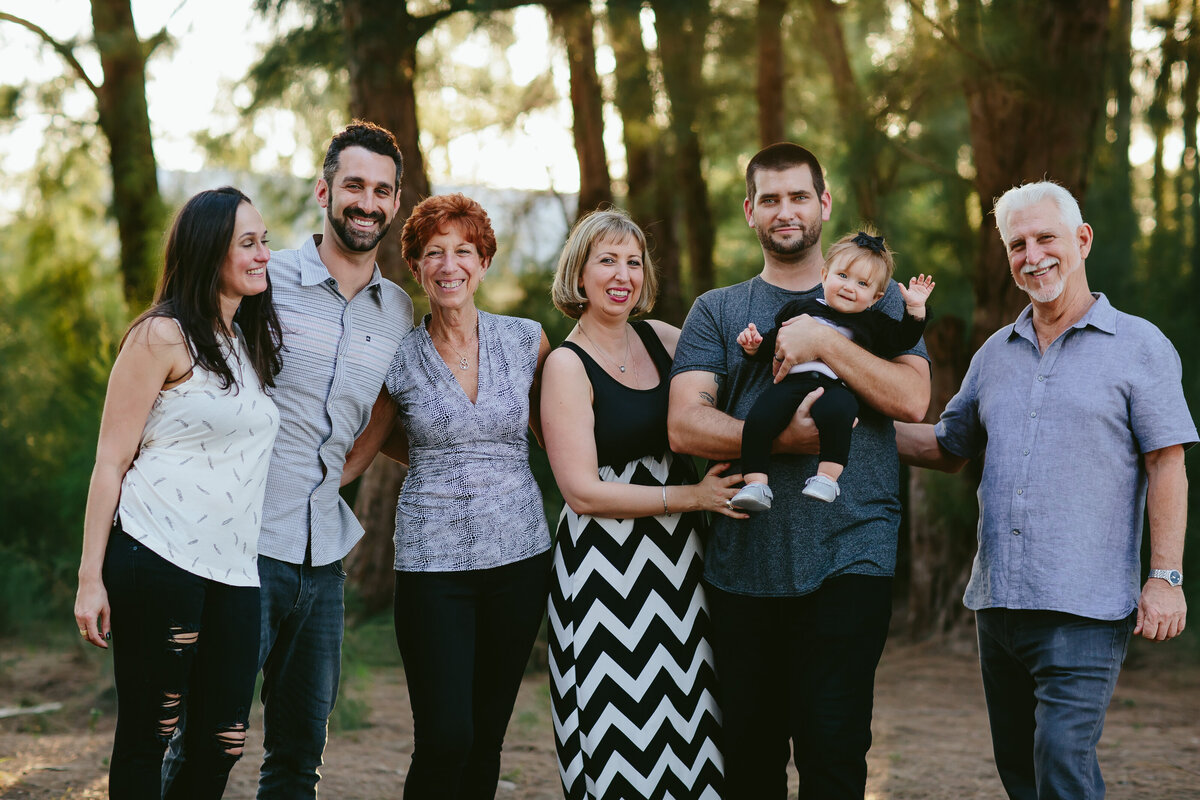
[{"xmin": 559, "ymin": 320, "xmax": 673, "ymax": 469}]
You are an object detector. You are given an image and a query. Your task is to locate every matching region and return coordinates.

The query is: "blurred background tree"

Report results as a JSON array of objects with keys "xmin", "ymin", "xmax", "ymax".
[{"xmin": 1, "ymin": 0, "xmax": 1196, "ymax": 648}]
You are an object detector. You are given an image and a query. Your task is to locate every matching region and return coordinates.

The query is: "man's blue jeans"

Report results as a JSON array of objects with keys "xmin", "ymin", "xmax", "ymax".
[
  {"xmin": 975, "ymin": 608, "xmax": 1135, "ymax": 800},
  {"xmin": 255, "ymin": 555, "xmax": 347, "ymax": 799}
]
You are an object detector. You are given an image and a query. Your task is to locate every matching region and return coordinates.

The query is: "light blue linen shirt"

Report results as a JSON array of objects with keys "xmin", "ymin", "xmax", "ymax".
[
  {"xmin": 257, "ymin": 235, "xmax": 414, "ymax": 567},
  {"xmin": 935, "ymin": 293, "xmax": 1196, "ymax": 620}
]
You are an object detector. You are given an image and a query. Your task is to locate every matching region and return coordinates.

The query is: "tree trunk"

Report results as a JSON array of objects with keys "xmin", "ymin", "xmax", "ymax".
[
  {"xmin": 962, "ymin": 0, "xmax": 1111, "ymax": 349},
  {"xmin": 339, "ymin": 0, "xmax": 538, "ymax": 614},
  {"xmin": 341, "ymin": 0, "xmax": 431, "ymax": 616},
  {"xmin": 1084, "ymin": 0, "xmax": 1136, "ymax": 298},
  {"xmin": 756, "ymin": 0, "xmax": 786, "ymax": 147},
  {"xmin": 548, "ymin": 0, "xmax": 612, "ymax": 219},
  {"xmin": 652, "ymin": 0, "xmax": 715, "ymax": 297},
  {"xmin": 1186, "ymin": 2, "xmax": 1200, "ymax": 294},
  {"xmin": 90, "ymin": 0, "xmax": 164, "ymax": 308},
  {"xmin": 807, "ymin": 0, "xmax": 880, "ymax": 223},
  {"xmin": 905, "ymin": 316, "xmax": 973, "ymax": 638},
  {"xmin": 904, "ymin": 0, "xmax": 1111, "ymax": 637},
  {"xmin": 605, "ymin": 0, "xmax": 684, "ymax": 323}
]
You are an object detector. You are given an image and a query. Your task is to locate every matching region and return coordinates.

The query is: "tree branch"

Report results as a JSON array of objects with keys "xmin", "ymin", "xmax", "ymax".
[
  {"xmin": 887, "ymin": 137, "xmax": 971, "ymax": 182},
  {"xmin": 0, "ymin": 12, "xmax": 100, "ymax": 97},
  {"xmin": 143, "ymin": 26, "xmax": 172, "ymax": 58},
  {"xmin": 427, "ymin": 0, "xmax": 542, "ymax": 33},
  {"xmin": 902, "ymin": 0, "xmax": 991, "ymax": 71}
]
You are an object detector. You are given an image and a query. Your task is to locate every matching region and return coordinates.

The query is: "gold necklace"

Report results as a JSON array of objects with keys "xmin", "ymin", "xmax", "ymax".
[{"xmin": 578, "ymin": 321, "xmax": 630, "ymax": 374}]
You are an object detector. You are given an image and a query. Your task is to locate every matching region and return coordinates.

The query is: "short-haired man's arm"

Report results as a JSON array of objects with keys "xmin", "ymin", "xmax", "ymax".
[
  {"xmin": 341, "ymin": 386, "xmax": 407, "ymax": 486},
  {"xmin": 1135, "ymin": 443, "xmax": 1188, "ymax": 641},
  {"xmin": 667, "ymin": 370, "xmax": 822, "ymax": 460},
  {"xmin": 773, "ymin": 316, "xmax": 930, "ymax": 422},
  {"xmin": 894, "ymin": 421, "xmax": 969, "ymax": 472}
]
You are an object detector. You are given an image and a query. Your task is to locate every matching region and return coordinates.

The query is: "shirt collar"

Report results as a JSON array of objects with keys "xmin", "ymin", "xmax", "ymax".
[
  {"xmin": 298, "ymin": 234, "xmax": 385, "ymax": 301},
  {"xmin": 1008, "ymin": 292, "xmax": 1116, "ymax": 345}
]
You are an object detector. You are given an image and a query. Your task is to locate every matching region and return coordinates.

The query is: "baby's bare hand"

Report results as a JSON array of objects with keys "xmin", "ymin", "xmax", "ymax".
[{"xmin": 737, "ymin": 323, "xmax": 763, "ymax": 354}]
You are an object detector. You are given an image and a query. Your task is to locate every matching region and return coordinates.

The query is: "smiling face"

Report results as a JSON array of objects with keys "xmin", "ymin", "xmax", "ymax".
[
  {"xmin": 217, "ymin": 202, "xmax": 270, "ymax": 302},
  {"xmin": 411, "ymin": 223, "xmax": 489, "ymax": 312},
  {"xmin": 317, "ymin": 145, "xmax": 401, "ymax": 253},
  {"xmin": 1004, "ymin": 198, "xmax": 1092, "ymax": 305},
  {"xmin": 579, "ymin": 235, "xmax": 644, "ymax": 321},
  {"xmin": 744, "ymin": 164, "xmax": 832, "ymax": 259},
  {"xmin": 821, "ymin": 252, "xmax": 886, "ymax": 314}
]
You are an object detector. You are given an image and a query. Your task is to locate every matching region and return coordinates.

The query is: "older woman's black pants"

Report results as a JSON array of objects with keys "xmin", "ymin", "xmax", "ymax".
[
  {"xmin": 741, "ymin": 371, "xmax": 858, "ymax": 476},
  {"xmin": 393, "ymin": 550, "xmax": 551, "ymax": 799}
]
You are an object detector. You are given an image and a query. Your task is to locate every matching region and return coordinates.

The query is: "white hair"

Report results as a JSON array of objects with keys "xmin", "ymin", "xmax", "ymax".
[{"xmin": 992, "ymin": 181, "xmax": 1085, "ymax": 244}]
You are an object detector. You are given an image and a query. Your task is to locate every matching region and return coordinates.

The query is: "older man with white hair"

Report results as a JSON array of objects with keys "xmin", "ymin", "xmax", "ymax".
[{"xmin": 897, "ymin": 181, "xmax": 1195, "ymax": 800}]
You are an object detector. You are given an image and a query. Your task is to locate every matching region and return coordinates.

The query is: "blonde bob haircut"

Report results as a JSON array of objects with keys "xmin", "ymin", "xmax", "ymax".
[{"xmin": 552, "ymin": 208, "xmax": 658, "ymax": 320}]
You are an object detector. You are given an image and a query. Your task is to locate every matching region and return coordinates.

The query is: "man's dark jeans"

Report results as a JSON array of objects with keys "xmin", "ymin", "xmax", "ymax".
[
  {"xmin": 254, "ymin": 554, "xmax": 348, "ymax": 799},
  {"xmin": 976, "ymin": 608, "xmax": 1134, "ymax": 800},
  {"xmin": 706, "ymin": 574, "xmax": 893, "ymax": 800}
]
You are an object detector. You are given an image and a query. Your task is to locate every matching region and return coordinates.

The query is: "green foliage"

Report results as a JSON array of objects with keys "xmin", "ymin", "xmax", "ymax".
[
  {"xmin": 0, "ymin": 124, "xmax": 126, "ymax": 634},
  {"xmin": 0, "ymin": 84, "xmax": 19, "ymax": 120}
]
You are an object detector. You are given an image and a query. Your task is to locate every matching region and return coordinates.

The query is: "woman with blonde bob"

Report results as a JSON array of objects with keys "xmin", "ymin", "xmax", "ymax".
[{"xmin": 542, "ymin": 208, "xmax": 738, "ymax": 799}]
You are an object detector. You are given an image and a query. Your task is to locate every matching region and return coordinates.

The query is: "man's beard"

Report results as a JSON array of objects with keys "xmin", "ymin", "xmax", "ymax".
[
  {"xmin": 328, "ymin": 204, "xmax": 390, "ymax": 252},
  {"xmin": 756, "ymin": 220, "xmax": 822, "ymax": 258},
  {"xmin": 1019, "ymin": 258, "xmax": 1065, "ymax": 303}
]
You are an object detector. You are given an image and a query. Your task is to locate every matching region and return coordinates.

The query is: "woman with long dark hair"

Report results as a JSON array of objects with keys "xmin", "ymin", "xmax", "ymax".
[{"xmin": 74, "ymin": 187, "xmax": 283, "ymax": 798}]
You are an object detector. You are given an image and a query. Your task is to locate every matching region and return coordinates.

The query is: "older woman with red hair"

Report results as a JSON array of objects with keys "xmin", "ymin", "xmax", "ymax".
[{"xmin": 349, "ymin": 193, "xmax": 551, "ymax": 798}]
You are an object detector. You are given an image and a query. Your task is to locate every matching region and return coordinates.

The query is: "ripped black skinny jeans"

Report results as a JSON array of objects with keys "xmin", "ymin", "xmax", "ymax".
[{"xmin": 104, "ymin": 524, "xmax": 260, "ymax": 799}]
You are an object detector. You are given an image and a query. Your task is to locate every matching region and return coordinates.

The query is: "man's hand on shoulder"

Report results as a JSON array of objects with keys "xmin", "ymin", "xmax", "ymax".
[{"xmin": 1135, "ymin": 579, "xmax": 1186, "ymax": 641}]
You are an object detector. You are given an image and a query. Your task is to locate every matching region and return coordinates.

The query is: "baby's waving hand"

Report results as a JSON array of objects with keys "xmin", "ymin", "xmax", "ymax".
[{"xmin": 898, "ymin": 274, "xmax": 935, "ymax": 320}]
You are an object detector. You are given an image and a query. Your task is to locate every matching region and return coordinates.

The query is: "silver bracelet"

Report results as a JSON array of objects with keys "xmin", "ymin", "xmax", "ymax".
[{"xmin": 662, "ymin": 485, "xmax": 669, "ymax": 515}]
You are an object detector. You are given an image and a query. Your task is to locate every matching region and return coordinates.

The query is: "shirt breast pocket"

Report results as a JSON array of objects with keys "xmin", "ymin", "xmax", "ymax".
[{"xmin": 345, "ymin": 333, "xmax": 400, "ymax": 392}]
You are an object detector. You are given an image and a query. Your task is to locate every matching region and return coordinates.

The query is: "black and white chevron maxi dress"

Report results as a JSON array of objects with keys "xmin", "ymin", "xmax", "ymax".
[{"xmin": 549, "ymin": 322, "xmax": 723, "ymax": 800}]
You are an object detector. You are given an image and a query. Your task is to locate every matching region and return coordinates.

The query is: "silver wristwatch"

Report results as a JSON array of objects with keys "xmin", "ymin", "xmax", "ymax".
[{"xmin": 1149, "ymin": 569, "xmax": 1183, "ymax": 587}]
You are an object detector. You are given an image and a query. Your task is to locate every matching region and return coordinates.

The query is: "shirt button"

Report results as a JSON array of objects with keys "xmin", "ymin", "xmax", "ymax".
[
  {"xmin": 1012, "ymin": 529, "xmax": 1021, "ymax": 536},
  {"xmin": 1023, "ymin": 449, "xmax": 1030, "ymax": 456},
  {"xmin": 1016, "ymin": 488, "xmax": 1024, "ymax": 495},
  {"xmin": 1030, "ymin": 411, "xmax": 1037, "ymax": 418},
  {"xmin": 1037, "ymin": 375, "xmax": 1045, "ymax": 382}
]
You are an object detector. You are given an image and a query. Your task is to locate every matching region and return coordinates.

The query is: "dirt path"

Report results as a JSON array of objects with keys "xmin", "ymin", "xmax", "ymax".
[{"xmin": 2, "ymin": 634, "xmax": 1197, "ymax": 798}]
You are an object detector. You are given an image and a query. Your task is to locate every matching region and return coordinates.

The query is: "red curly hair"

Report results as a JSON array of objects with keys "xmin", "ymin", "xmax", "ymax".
[{"xmin": 400, "ymin": 193, "xmax": 497, "ymax": 266}]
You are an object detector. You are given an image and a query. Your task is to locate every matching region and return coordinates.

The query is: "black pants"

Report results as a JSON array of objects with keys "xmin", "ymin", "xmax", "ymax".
[
  {"xmin": 742, "ymin": 371, "xmax": 858, "ymax": 477},
  {"xmin": 103, "ymin": 526, "xmax": 260, "ymax": 800},
  {"xmin": 393, "ymin": 550, "xmax": 551, "ymax": 799},
  {"xmin": 706, "ymin": 574, "xmax": 893, "ymax": 800}
]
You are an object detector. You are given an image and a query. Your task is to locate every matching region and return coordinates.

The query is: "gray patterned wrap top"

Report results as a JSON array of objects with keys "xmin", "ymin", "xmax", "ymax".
[{"xmin": 386, "ymin": 311, "xmax": 550, "ymax": 572}]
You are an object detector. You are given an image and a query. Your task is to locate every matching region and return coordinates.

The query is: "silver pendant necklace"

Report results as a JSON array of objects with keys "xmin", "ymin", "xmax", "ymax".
[
  {"xmin": 578, "ymin": 321, "xmax": 630, "ymax": 374},
  {"xmin": 432, "ymin": 321, "xmax": 476, "ymax": 371}
]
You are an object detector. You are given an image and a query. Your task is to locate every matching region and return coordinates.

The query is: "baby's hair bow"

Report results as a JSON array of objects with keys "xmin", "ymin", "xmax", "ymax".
[{"xmin": 852, "ymin": 231, "xmax": 886, "ymax": 253}]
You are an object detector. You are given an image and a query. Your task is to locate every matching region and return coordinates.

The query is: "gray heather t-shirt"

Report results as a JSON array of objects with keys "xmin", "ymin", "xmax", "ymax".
[{"xmin": 671, "ymin": 275, "xmax": 929, "ymax": 597}]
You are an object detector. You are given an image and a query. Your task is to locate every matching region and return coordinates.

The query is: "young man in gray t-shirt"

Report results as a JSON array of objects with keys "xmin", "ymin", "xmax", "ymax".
[{"xmin": 668, "ymin": 143, "xmax": 930, "ymax": 798}]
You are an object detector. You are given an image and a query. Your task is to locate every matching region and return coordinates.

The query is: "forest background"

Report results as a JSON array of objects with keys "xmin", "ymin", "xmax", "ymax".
[{"xmin": 1, "ymin": 0, "xmax": 1198, "ymax": 657}]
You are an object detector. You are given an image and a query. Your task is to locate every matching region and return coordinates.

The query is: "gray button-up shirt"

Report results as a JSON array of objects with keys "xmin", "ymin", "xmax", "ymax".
[
  {"xmin": 258, "ymin": 235, "xmax": 414, "ymax": 566},
  {"xmin": 936, "ymin": 293, "xmax": 1196, "ymax": 620}
]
